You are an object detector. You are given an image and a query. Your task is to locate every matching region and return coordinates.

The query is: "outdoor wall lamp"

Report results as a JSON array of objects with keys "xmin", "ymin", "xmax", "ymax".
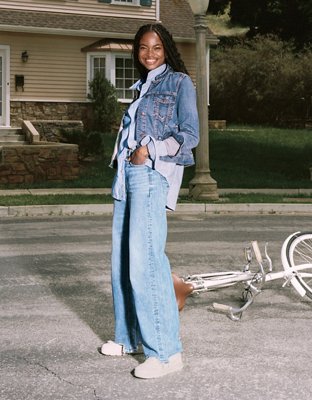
[
  {"xmin": 21, "ymin": 51, "xmax": 29, "ymax": 63},
  {"xmin": 187, "ymin": 0, "xmax": 219, "ymax": 200}
]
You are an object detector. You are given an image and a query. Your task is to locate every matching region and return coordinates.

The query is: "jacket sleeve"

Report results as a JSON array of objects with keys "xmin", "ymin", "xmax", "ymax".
[{"xmin": 172, "ymin": 74, "xmax": 199, "ymax": 153}]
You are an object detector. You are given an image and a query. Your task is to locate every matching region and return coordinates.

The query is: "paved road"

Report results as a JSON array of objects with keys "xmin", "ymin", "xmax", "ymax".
[{"xmin": 1, "ymin": 214, "xmax": 312, "ymax": 400}]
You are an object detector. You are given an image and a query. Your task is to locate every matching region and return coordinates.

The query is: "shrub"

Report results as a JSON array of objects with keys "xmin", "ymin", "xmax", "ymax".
[
  {"xmin": 62, "ymin": 74, "xmax": 123, "ymax": 159},
  {"xmin": 88, "ymin": 72, "xmax": 122, "ymax": 132},
  {"xmin": 209, "ymin": 35, "xmax": 312, "ymax": 124},
  {"xmin": 60, "ymin": 129, "xmax": 104, "ymax": 160}
]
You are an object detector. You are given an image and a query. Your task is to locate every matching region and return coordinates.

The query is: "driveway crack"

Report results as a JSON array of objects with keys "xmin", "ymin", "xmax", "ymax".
[{"xmin": 21, "ymin": 356, "xmax": 104, "ymax": 399}]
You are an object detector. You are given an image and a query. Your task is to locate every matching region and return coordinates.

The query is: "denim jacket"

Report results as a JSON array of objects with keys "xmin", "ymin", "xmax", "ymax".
[{"xmin": 111, "ymin": 65, "xmax": 199, "ymax": 167}]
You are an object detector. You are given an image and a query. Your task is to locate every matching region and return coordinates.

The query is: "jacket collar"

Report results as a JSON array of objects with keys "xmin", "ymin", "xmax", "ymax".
[{"xmin": 130, "ymin": 64, "xmax": 172, "ymax": 90}]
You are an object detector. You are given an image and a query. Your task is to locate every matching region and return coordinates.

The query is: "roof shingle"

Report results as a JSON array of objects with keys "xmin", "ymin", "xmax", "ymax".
[{"xmin": 0, "ymin": 1, "xmax": 215, "ymax": 40}]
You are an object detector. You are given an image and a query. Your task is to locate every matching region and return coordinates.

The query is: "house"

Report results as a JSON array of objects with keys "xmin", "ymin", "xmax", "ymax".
[{"xmin": 0, "ymin": 0, "xmax": 218, "ymax": 129}]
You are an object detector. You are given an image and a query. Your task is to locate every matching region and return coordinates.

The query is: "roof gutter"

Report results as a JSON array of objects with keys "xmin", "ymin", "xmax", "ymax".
[
  {"xmin": 0, "ymin": 24, "xmax": 218, "ymax": 44},
  {"xmin": 0, "ymin": 24, "xmax": 133, "ymax": 38}
]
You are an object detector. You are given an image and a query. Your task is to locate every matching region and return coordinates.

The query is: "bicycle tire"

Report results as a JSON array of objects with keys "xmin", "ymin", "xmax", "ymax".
[{"xmin": 285, "ymin": 232, "xmax": 312, "ymax": 299}]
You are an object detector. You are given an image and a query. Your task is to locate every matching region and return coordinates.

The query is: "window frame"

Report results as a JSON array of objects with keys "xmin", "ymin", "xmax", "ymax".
[
  {"xmin": 112, "ymin": 0, "xmax": 140, "ymax": 5},
  {"xmin": 87, "ymin": 52, "xmax": 139, "ymax": 103}
]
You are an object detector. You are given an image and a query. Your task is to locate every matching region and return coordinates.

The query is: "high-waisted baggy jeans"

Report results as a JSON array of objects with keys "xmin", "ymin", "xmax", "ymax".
[{"xmin": 111, "ymin": 162, "xmax": 182, "ymax": 362}]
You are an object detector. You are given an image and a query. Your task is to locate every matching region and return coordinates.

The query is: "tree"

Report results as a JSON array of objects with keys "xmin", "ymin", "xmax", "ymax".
[
  {"xmin": 208, "ymin": 0, "xmax": 230, "ymax": 15},
  {"xmin": 208, "ymin": 0, "xmax": 312, "ymax": 47},
  {"xmin": 209, "ymin": 35, "xmax": 311, "ymax": 124}
]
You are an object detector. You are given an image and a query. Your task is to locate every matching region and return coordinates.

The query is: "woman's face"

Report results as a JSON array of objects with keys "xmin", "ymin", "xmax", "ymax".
[{"xmin": 138, "ymin": 31, "xmax": 166, "ymax": 71}]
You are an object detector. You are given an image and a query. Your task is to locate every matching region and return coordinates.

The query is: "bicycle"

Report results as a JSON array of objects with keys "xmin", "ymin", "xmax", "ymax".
[{"xmin": 172, "ymin": 231, "xmax": 312, "ymax": 321}]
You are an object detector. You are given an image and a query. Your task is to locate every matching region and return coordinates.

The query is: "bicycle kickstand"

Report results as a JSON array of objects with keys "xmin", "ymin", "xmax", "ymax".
[{"xmin": 212, "ymin": 296, "xmax": 254, "ymax": 321}]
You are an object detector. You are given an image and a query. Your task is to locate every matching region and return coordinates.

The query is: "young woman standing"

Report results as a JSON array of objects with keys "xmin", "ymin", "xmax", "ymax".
[{"xmin": 101, "ymin": 23, "xmax": 199, "ymax": 379}]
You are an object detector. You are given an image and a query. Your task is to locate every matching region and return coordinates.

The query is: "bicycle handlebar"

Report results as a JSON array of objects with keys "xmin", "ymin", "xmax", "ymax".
[{"xmin": 212, "ymin": 303, "xmax": 232, "ymax": 312}]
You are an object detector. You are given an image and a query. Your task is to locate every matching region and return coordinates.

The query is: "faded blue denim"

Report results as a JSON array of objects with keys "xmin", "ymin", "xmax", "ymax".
[
  {"xmin": 111, "ymin": 65, "xmax": 199, "ymax": 168},
  {"xmin": 135, "ymin": 65, "xmax": 199, "ymax": 166},
  {"xmin": 111, "ymin": 161, "xmax": 182, "ymax": 361}
]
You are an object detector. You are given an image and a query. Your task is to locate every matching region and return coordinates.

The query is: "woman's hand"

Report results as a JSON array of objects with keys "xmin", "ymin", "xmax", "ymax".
[{"xmin": 129, "ymin": 145, "xmax": 149, "ymax": 165}]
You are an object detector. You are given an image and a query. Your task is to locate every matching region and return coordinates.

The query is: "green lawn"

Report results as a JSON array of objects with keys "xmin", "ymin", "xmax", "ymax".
[
  {"xmin": 208, "ymin": 126, "xmax": 312, "ymax": 188},
  {"xmin": 1, "ymin": 125, "xmax": 312, "ymax": 190},
  {"xmin": 1, "ymin": 192, "xmax": 312, "ymax": 206}
]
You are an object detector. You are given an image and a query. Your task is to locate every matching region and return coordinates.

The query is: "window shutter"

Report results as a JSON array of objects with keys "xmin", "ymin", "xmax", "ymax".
[
  {"xmin": 140, "ymin": 0, "xmax": 152, "ymax": 6},
  {"xmin": 98, "ymin": 0, "xmax": 112, "ymax": 4}
]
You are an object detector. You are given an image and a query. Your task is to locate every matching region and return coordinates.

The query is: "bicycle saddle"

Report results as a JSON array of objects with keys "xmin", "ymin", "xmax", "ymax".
[{"xmin": 172, "ymin": 273, "xmax": 194, "ymax": 311}]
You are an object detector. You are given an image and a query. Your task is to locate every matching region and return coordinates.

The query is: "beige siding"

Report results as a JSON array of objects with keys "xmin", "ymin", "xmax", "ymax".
[
  {"xmin": 3, "ymin": 32, "xmax": 92, "ymax": 101},
  {"xmin": 0, "ymin": 0, "xmax": 156, "ymax": 19},
  {"xmin": 1, "ymin": 31, "xmax": 197, "ymax": 103},
  {"xmin": 177, "ymin": 42, "xmax": 196, "ymax": 82}
]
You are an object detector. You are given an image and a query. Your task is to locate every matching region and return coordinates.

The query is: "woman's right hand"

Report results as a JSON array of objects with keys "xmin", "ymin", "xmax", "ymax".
[{"xmin": 129, "ymin": 146, "xmax": 149, "ymax": 165}]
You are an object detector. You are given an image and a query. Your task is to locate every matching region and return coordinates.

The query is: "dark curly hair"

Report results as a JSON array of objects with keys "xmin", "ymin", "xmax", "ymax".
[{"xmin": 133, "ymin": 23, "xmax": 189, "ymax": 79}]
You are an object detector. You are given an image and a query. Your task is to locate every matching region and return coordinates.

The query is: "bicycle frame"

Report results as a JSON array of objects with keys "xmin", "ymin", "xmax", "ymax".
[{"xmin": 174, "ymin": 232, "xmax": 312, "ymax": 321}]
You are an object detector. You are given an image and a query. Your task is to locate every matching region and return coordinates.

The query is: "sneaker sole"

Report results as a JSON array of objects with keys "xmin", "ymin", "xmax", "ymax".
[{"xmin": 134, "ymin": 362, "xmax": 183, "ymax": 379}]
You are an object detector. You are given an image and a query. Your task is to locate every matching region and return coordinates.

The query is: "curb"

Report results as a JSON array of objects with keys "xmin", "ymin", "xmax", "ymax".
[
  {"xmin": 1, "ymin": 188, "xmax": 312, "ymax": 217},
  {"xmin": 0, "ymin": 204, "xmax": 113, "ymax": 218},
  {"xmin": 1, "ymin": 202, "xmax": 312, "ymax": 217},
  {"xmin": 1, "ymin": 188, "xmax": 312, "ymax": 196}
]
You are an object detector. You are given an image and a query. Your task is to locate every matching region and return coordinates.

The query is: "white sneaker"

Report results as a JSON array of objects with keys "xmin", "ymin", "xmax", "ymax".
[
  {"xmin": 134, "ymin": 353, "xmax": 183, "ymax": 379},
  {"xmin": 100, "ymin": 340, "xmax": 142, "ymax": 356},
  {"xmin": 100, "ymin": 341, "xmax": 124, "ymax": 356}
]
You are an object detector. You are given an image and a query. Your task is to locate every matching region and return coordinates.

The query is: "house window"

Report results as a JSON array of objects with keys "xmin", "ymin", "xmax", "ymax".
[
  {"xmin": 88, "ymin": 53, "xmax": 139, "ymax": 102},
  {"xmin": 99, "ymin": 0, "xmax": 152, "ymax": 5},
  {"xmin": 91, "ymin": 56, "xmax": 106, "ymax": 79},
  {"xmin": 115, "ymin": 57, "xmax": 138, "ymax": 99},
  {"xmin": 112, "ymin": 0, "xmax": 139, "ymax": 4}
]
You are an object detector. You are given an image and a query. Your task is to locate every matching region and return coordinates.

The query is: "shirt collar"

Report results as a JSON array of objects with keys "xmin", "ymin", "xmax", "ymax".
[
  {"xmin": 130, "ymin": 63, "xmax": 167, "ymax": 90},
  {"xmin": 146, "ymin": 63, "xmax": 167, "ymax": 81}
]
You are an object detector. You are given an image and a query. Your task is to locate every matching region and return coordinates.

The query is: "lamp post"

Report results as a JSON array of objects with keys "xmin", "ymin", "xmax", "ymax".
[{"xmin": 187, "ymin": 0, "xmax": 219, "ymax": 200}]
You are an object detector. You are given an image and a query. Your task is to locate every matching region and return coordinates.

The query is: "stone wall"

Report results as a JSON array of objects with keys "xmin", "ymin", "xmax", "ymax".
[
  {"xmin": 209, "ymin": 120, "xmax": 226, "ymax": 129},
  {"xmin": 31, "ymin": 120, "xmax": 84, "ymax": 142},
  {"xmin": 0, "ymin": 143, "xmax": 79, "ymax": 184},
  {"xmin": 10, "ymin": 101, "xmax": 92, "ymax": 129}
]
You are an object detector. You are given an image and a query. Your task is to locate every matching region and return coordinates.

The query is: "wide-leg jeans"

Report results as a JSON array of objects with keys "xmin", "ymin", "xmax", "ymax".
[{"xmin": 111, "ymin": 162, "xmax": 182, "ymax": 362}]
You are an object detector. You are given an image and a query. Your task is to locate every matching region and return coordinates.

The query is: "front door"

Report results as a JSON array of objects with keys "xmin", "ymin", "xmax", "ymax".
[{"xmin": 0, "ymin": 46, "xmax": 10, "ymax": 127}]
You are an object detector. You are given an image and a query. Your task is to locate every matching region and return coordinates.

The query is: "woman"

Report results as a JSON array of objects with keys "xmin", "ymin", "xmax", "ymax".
[{"xmin": 101, "ymin": 23, "xmax": 199, "ymax": 379}]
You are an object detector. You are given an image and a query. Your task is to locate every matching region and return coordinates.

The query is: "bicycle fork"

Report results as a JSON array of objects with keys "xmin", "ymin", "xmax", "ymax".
[{"xmin": 213, "ymin": 241, "xmax": 268, "ymax": 321}]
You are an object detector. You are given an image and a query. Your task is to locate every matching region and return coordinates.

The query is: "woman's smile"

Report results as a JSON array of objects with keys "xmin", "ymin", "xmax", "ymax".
[{"xmin": 138, "ymin": 31, "xmax": 166, "ymax": 71}]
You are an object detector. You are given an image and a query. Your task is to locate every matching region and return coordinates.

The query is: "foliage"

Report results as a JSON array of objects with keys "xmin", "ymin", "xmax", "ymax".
[
  {"xmin": 208, "ymin": 0, "xmax": 230, "ymax": 15},
  {"xmin": 61, "ymin": 73, "xmax": 122, "ymax": 160},
  {"xmin": 88, "ymin": 72, "xmax": 122, "ymax": 132},
  {"xmin": 61, "ymin": 129, "xmax": 105, "ymax": 160},
  {"xmin": 209, "ymin": 35, "xmax": 312, "ymax": 123},
  {"xmin": 208, "ymin": 0, "xmax": 312, "ymax": 47}
]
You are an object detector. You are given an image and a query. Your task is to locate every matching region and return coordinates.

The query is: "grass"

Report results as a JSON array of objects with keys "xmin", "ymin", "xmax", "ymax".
[
  {"xmin": 0, "ymin": 194, "xmax": 112, "ymax": 206},
  {"xmin": 208, "ymin": 126, "xmax": 312, "ymax": 189},
  {"xmin": 1, "ymin": 125, "xmax": 312, "ymax": 205},
  {"xmin": 1, "ymin": 193, "xmax": 312, "ymax": 206}
]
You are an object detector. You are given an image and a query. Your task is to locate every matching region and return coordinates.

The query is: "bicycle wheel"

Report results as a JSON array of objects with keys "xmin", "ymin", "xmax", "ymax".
[{"xmin": 285, "ymin": 232, "xmax": 312, "ymax": 299}]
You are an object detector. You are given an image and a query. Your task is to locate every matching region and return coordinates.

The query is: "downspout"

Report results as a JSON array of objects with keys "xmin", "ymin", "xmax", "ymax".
[{"xmin": 156, "ymin": 0, "xmax": 160, "ymax": 22}]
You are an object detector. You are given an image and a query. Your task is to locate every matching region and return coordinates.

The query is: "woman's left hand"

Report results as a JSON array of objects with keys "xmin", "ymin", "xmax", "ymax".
[{"xmin": 129, "ymin": 146, "xmax": 149, "ymax": 165}]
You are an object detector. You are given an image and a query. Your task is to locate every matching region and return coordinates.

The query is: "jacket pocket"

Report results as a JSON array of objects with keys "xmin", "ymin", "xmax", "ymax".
[{"xmin": 152, "ymin": 94, "xmax": 176, "ymax": 128}]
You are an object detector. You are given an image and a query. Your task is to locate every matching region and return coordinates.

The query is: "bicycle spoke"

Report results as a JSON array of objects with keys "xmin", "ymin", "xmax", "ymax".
[{"xmin": 286, "ymin": 232, "xmax": 312, "ymax": 299}]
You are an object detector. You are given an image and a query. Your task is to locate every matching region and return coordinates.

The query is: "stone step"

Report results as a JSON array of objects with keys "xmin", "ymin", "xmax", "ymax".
[
  {"xmin": 0, "ymin": 135, "xmax": 25, "ymax": 142},
  {"xmin": 0, "ymin": 141, "xmax": 29, "ymax": 146},
  {"xmin": 0, "ymin": 128, "xmax": 22, "ymax": 136},
  {"xmin": 0, "ymin": 127, "xmax": 27, "ymax": 145}
]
